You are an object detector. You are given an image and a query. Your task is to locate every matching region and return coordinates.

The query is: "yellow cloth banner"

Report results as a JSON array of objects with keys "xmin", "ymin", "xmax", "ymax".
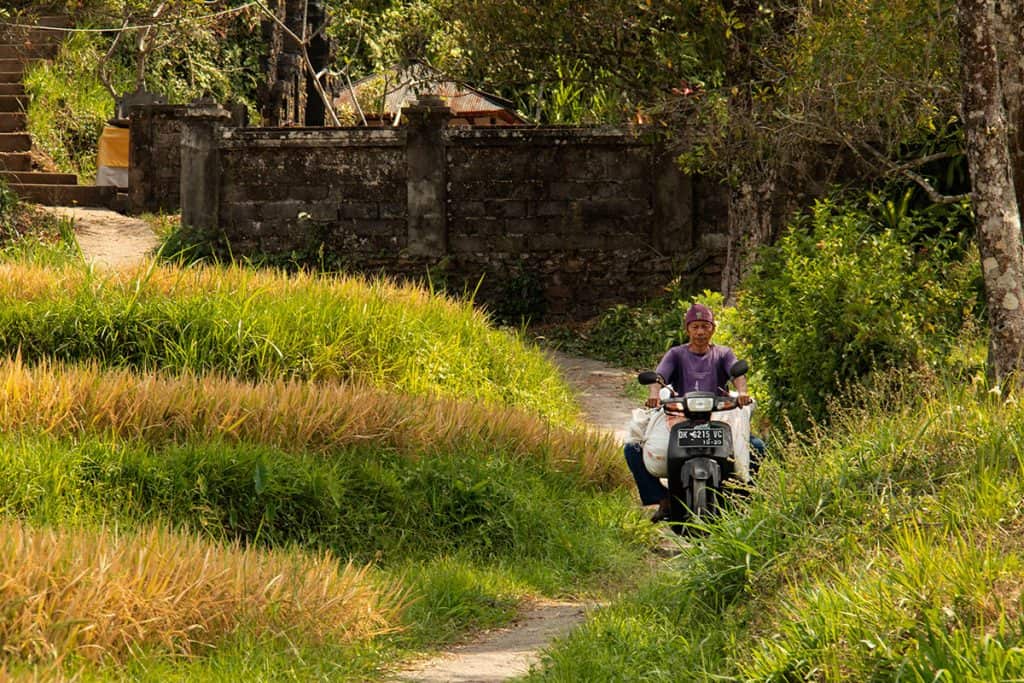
[{"xmin": 97, "ymin": 125, "xmax": 130, "ymax": 169}]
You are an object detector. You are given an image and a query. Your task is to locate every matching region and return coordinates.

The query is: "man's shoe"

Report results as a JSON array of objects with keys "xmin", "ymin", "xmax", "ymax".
[{"xmin": 650, "ymin": 499, "xmax": 672, "ymax": 523}]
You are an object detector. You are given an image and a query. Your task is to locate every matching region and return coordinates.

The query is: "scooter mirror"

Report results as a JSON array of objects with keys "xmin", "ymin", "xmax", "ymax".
[
  {"xmin": 729, "ymin": 360, "xmax": 749, "ymax": 378},
  {"xmin": 637, "ymin": 371, "xmax": 662, "ymax": 385}
]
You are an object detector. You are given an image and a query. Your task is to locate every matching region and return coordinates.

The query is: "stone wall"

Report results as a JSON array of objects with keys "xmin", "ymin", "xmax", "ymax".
[
  {"xmin": 129, "ymin": 103, "xmax": 231, "ymax": 214},
  {"xmin": 167, "ymin": 99, "xmax": 728, "ymax": 320}
]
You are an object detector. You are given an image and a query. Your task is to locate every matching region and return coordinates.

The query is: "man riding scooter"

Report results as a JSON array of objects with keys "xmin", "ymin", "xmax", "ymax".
[{"xmin": 624, "ymin": 303, "xmax": 759, "ymax": 522}]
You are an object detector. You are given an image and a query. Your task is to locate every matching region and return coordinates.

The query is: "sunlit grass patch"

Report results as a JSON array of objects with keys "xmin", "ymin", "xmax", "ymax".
[
  {"xmin": 0, "ymin": 519, "xmax": 403, "ymax": 666},
  {"xmin": 741, "ymin": 524, "xmax": 1024, "ymax": 680},
  {"xmin": 0, "ymin": 260, "xmax": 576, "ymax": 424},
  {"xmin": 530, "ymin": 374, "xmax": 1024, "ymax": 680}
]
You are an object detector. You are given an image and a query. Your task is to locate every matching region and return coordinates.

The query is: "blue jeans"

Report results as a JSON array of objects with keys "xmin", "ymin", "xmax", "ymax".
[
  {"xmin": 624, "ymin": 438, "xmax": 768, "ymax": 505},
  {"xmin": 623, "ymin": 442, "xmax": 668, "ymax": 505}
]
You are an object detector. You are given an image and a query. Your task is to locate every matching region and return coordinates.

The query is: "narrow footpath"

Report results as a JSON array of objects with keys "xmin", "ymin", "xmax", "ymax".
[
  {"xmin": 54, "ymin": 207, "xmax": 640, "ymax": 682},
  {"xmin": 394, "ymin": 352, "xmax": 637, "ymax": 682},
  {"xmin": 47, "ymin": 206, "xmax": 158, "ymax": 267}
]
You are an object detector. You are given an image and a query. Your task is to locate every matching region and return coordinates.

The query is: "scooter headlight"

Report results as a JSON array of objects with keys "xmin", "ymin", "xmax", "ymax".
[{"xmin": 685, "ymin": 396, "xmax": 716, "ymax": 413}]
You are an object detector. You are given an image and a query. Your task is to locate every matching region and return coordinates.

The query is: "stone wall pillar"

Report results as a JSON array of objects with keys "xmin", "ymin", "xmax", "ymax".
[
  {"xmin": 129, "ymin": 103, "xmax": 230, "ymax": 214},
  {"xmin": 403, "ymin": 95, "xmax": 451, "ymax": 256},
  {"xmin": 180, "ymin": 113, "xmax": 225, "ymax": 235},
  {"xmin": 128, "ymin": 104, "xmax": 171, "ymax": 214}
]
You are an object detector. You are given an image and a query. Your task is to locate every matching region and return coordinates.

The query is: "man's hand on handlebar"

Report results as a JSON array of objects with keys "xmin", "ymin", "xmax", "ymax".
[
  {"xmin": 644, "ymin": 397, "xmax": 660, "ymax": 409},
  {"xmin": 737, "ymin": 393, "xmax": 752, "ymax": 407}
]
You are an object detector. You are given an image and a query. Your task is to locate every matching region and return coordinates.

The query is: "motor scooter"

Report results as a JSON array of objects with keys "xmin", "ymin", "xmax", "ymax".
[{"xmin": 637, "ymin": 360, "xmax": 750, "ymax": 532}]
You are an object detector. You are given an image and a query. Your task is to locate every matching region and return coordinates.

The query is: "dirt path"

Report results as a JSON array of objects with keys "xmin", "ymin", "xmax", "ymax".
[
  {"xmin": 393, "ymin": 601, "xmax": 593, "ymax": 682},
  {"xmin": 394, "ymin": 351, "xmax": 637, "ymax": 682},
  {"xmin": 45, "ymin": 207, "xmax": 159, "ymax": 268},
  {"xmin": 39, "ymin": 207, "xmax": 640, "ymax": 682},
  {"xmin": 546, "ymin": 349, "xmax": 636, "ymax": 443}
]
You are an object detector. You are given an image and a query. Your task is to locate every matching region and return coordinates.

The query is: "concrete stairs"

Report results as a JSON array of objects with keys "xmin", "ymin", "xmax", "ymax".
[{"xmin": 0, "ymin": 14, "xmax": 115, "ymax": 207}]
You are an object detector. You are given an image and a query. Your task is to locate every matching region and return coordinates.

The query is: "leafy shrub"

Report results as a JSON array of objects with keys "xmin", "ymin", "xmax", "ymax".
[
  {"xmin": 23, "ymin": 32, "xmax": 113, "ymax": 180},
  {"xmin": 734, "ymin": 197, "xmax": 981, "ymax": 429},
  {"xmin": 555, "ymin": 288, "xmax": 745, "ymax": 370}
]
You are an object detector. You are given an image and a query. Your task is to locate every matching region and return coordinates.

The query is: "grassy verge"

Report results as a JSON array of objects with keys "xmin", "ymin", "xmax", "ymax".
[
  {"xmin": 0, "ymin": 358, "xmax": 649, "ymax": 677},
  {"xmin": 0, "ymin": 260, "xmax": 576, "ymax": 424},
  {"xmin": 528, "ymin": 373, "xmax": 1024, "ymax": 680},
  {"xmin": 0, "ymin": 181, "xmax": 81, "ymax": 265},
  {"xmin": 0, "ymin": 221, "xmax": 651, "ymax": 677}
]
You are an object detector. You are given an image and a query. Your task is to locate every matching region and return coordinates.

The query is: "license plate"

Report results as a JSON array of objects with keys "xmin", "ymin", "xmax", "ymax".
[{"xmin": 677, "ymin": 427, "xmax": 725, "ymax": 447}]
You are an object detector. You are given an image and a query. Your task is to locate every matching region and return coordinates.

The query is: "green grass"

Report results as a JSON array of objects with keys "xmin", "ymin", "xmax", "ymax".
[
  {"xmin": 528, "ymin": 372, "xmax": 1024, "ymax": 681},
  {"xmin": 23, "ymin": 31, "xmax": 113, "ymax": 181},
  {"xmin": 0, "ymin": 431, "xmax": 646, "ymax": 569},
  {"xmin": 0, "ymin": 428, "xmax": 650, "ymax": 676},
  {"xmin": 0, "ymin": 216, "xmax": 650, "ymax": 677},
  {"xmin": 0, "ymin": 260, "xmax": 577, "ymax": 424}
]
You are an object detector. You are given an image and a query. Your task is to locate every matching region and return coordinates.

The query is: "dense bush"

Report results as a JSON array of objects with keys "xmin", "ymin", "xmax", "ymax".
[{"xmin": 734, "ymin": 197, "xmax": 981, "ymax": 429}]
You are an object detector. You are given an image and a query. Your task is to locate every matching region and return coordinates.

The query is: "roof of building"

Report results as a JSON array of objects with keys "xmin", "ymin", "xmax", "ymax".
[{"xmin": 335, "ymin": 62, "xmax": 524, "ymax": 124}]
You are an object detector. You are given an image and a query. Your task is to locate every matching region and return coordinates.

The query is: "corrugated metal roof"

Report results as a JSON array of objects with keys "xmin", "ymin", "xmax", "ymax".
[{"xmin": 335, "ymin": 62, "xmax": 523, "ymax": 123}]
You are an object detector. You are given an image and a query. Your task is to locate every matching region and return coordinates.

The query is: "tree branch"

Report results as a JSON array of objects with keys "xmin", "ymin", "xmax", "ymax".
[{"xmin": 856, "ymin": 139, "xmax": 966, "ymax": 202}]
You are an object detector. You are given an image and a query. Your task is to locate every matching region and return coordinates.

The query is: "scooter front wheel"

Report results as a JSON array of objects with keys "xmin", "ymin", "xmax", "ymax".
[{"xmin": 689, "ymin": 477, "xmax": 709, "ymax": 519}]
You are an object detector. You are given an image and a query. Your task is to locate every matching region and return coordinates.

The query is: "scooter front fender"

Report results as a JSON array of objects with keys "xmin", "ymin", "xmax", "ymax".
[{"xmin": 680, "ymin": 458, "xmax": 721, "ymax": 487}]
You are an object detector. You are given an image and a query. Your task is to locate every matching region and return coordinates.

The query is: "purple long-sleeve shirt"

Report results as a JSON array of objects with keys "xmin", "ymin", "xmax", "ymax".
[{"xmin": 655, "ymin": 344, "xmax": 738, "ymax": 396}]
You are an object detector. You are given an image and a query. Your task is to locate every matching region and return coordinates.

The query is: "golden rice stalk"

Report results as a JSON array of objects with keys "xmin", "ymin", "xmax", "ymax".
[
  {"xmin": 0, "ymin": 519, "xmax": 404, "ymax": 664},
  {"xmin": 0, "ymin": 354, "xmax": 627, "ymax": 488}
]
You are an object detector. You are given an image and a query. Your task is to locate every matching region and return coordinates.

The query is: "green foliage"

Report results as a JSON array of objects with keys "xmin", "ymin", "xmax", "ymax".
[
  {"xmin": 531, "ymin": 372, "xmax": 1024, "ymax": 681},
  {"xmin": 489, "ymin": 267, "xmax": 547, "ymax": 324},
  {"xmin": 555, "ymin": 289, "xmax": 741, "ymax": 370},
  {"xmin": 777, "ymin": 0, "xmax": 960, "ymax": 157},
  {"xmin": 23, "ymin": 2, "xmax": 262, "ymax": 179},
  {"xmin": 23, "ymin": 33, "xmax": 112, "ymax": 180},
  {"xmin": 129, "ymin": 2, "xmax": 264, "ymax": 106},
  {"xmin": 328, "ymin": 0, "xmax": 709, "ymax": 124},
  {"xmin": 0, "ymin": 433, "xmax": 644, "ymax": 571},
  {"xmin": 734, "ymin": 196, "xmax": 980, "ymax": 429}
]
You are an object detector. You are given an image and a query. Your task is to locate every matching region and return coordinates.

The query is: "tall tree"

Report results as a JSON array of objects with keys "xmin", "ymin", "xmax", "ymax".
[
  {"xmin": 957, "ymin": 0, "xmax": 1024, "ymax": 384},
  {"xmin": 996, "ymin": 0, "xmax": 1024, "ymax": 230}
]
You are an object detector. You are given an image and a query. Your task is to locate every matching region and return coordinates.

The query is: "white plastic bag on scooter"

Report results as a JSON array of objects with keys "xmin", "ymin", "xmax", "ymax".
[
  {"xmin": 712, "ymin": 404, "xmax": 754, "ymax": 483},
  {"xmin": 641, "ymin": 410, "xmax": 670, "ymax": 477},
  {"xmin": 641, "ymin": 403, "xmax": 755, "ymax": 482},
  {"xmin": 625, "ymin": 407, "xmax": 654, "ymax": 444}
]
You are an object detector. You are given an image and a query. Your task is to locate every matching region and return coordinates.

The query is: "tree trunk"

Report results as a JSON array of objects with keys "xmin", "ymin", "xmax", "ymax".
[
  {"xmin": 997, "ymin": 0, "xmax": 1024, "ymax": 230},
  {"xmin": 721, "ymin": 171, "xmax": 776, "ymax": 304},
  {"xmin": 958, "ymin": 0, "xmax": 1024, "ymax": 386}
]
